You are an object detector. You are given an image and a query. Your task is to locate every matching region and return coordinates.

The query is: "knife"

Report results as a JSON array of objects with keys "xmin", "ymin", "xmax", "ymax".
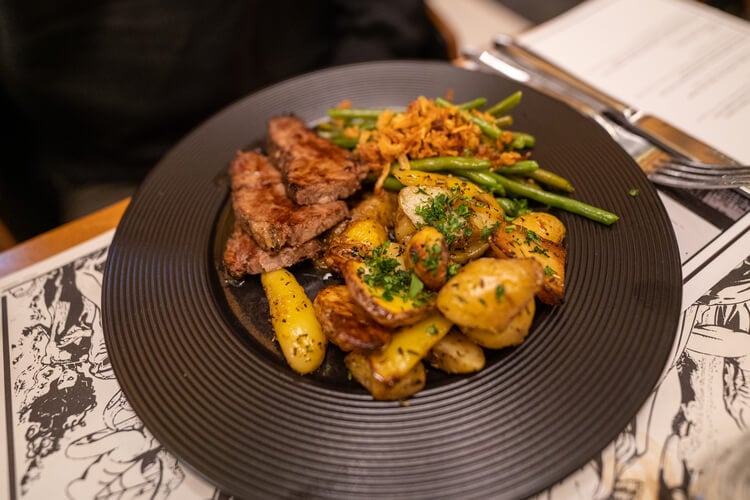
[{"xmin": 488, "ymin": 34, "xmax": 740, "ymax": 167}]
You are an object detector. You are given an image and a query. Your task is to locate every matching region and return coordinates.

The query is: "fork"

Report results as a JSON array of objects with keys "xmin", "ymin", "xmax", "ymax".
[{"xmin": 648, "ymin": 158, "xmax": 750, "ymax": 190}]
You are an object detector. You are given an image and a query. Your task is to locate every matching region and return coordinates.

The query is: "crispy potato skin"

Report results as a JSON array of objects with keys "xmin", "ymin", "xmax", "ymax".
[
  {"xmin": 461, "ymin": 300, "xmax": 536, "ymax": 349},
  {"xmin": 489, "ymin": 214, "xmax": 566, "ymax": 305},
  {"xmin": 405, "ymin": 226, "xmax": 450, "ymax": 290},
  {"xmin": 342, "ymin": 260, "xmax": 436, "ymax": 328},
  {"xmin": 260, "ymin": 269, "xmax": 327, "ymax": 374},
  {"xmin": 437, "ymin": 257, "xmax": 543, "ymax": 334},
  {"xmin": 313, "ymin": 285, "xmax": 391, "ymax": 352},
  {"xmin": 426, "ymin": 329, "xmax": 486, "ymax": 373},
  {"xmin": 345, "ymin": 351, "xmax": 426, "ymax": 401}
]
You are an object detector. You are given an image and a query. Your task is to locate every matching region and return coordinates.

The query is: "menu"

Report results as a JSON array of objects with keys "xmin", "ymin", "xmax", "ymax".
[{"xmin": 517, "ymin": 0, "xmax": 750, "ymax": 165}]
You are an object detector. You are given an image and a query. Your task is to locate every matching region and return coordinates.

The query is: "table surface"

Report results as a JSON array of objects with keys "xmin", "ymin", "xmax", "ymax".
[{"xmin": 0, "ymin": 198, "xmax": 129, "ymax": 279}]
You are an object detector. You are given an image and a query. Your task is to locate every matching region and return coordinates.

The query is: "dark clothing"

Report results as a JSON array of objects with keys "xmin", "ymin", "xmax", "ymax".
[{"xmin": 0, "ymin": 1, "xmax": 448, "ymax": 238}]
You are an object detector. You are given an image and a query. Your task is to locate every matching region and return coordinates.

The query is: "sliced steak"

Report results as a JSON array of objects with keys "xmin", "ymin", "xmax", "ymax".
[
  {"xmin": 267, "ymin": 115, "xmax": 367, "ymax": 205},
  {"xmin": 230, "ymin": 150, "xmax": 348, "ymax": 252},
  {"xmin": 223, "ymin": 221, "xmax": 323, "ymax": 277}
]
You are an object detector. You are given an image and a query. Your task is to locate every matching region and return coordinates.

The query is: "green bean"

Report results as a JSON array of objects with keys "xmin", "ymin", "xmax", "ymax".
[
  {"xmin": 509, "ymin": 132, "xmax": 536, "ymax": 150},
  {"xmin": 407, "ymin": 156, "xmax": 492, "ymax": 172},
  {"xmin": 494, "ymin": 115, "xmax": 513, "ymax": 128},
  {"xmin": 381, "ymin": 176, "xmax": 404, "ymax": 191},
  {"xmin": 455, "ymin": 171, "xmax": 506, "ymax": 197},
  {"xmin": 327, "ymin": 108, "xmax": 384, "ymax": 120},
  {"xmin": 496, "ymin": 197, "xmax": 532, "ymax": 217},
  {"xmin": 494, "ymin": 160, "xmax": 539, "ymax": 175},
  {"xmin": 456, "ymin": 97, "xmax": 487, "ymax": 110},
  {"xmin": 526, "ymin": 168, "xmax": 575, "ymax": 193},
  {"xmin": 486, "ymin": 91, "xmax": 522, "ymax": 117},
  {"xmin": 467, "ymin": 113, "xmax": 503, "ymax": 139},
  {"xmin": 331, "ymin": 136, "xmax": 359, "ymax": 148},
  {"xmin": 435, "ymin": 97, "xmax": 502, "ymax": 139},
  {"xmin": 495, "ymin": 197, "xmax": 517, "ymax": 215},
  {"xmin": 489, "ymin": 173, "xmax": 618, "ymax": 225}
]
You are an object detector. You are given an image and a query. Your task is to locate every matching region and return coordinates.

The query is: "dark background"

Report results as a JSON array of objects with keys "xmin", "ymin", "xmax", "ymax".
[{"xmin": 1, "ymin": 0, "xmax": 747, "ymax": 243}]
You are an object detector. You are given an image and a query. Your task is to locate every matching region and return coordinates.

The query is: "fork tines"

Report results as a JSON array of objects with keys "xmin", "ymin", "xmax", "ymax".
[{"xmin": 649, "ymin": 159, "xmax": 750, "ymax": 190}]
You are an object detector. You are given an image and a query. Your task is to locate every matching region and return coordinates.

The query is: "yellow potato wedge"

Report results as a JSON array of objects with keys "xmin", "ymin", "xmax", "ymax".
[
  {"xmin": 515, "ymin": 212, "xmax": 566, "ymax": 244},
  {"xmin": 426, "ymin": 329, "xmax": 486, "ymax": 374},
  {"xmin": 460, "ymin": 300, "xmax": 536, "ymax": 349},
  {"xmin": 392, "ymin": 170, "xmax": 503, "ymax": 222},
  {"xmin": 489, "ymin": 216, "xmax": 566, "ymax": 305},
  {"xmin": 394, "ymin": 172, "xmax": 503, "ymax": 257},
  {"xmin": 324, "ymin": 218, "xmax": 389, "ymax": 272},
  {"xmin": 370, "ymin": 314, "xmax": 452, "ymax": 384},
  {"xmin": 436, "ymin": 257, "xmax": 543, "ymax": 334},
  {"xmin": 350, "ymin": 190, "xmax": 399, "ymax": 229},
  {"xmin": 261, "ymin": 269, "xmax": 327, "ymax": 374},
  {"xmin": 394, "ymin": 205, "xmax": 417, "ymax": 245},
  {"xmin": 405, "ymin": 226, "xmax": 450, "ymax": 290},
  {"xmin": 313, "ymin": 285, "xmax": 391, "ymax": 352},
  {"xmin": 346, "ymin": 350, "xmax": 426, "ymax": 401},
  {"xmin": 342, "ymin": 258, "xmax": 436, "ymax": 328}
]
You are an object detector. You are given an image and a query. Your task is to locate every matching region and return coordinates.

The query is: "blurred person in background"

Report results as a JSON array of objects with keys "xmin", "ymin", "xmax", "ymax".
[{"xmin": 0, "ymin": 0, "xmax": 448, "ymax": 241}]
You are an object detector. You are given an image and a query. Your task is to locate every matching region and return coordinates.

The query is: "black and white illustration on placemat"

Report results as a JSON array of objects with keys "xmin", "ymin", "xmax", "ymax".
[
  {"xmin": 3, "ymin": 246, "xmax": 217, "ymax": 499},
  {"xmin": 538, "ymin": 255, "xmax": 750, "ymax": 500}
]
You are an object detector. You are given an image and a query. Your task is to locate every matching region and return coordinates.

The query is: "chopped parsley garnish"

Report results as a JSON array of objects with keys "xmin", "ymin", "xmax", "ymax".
[
  {"xmin": 415, "ymin": 192, "xmax": 472, "ymax": 246},
  {"xmin": 495, "ymin": 284, "xmax": 505, "ymax": 301},
  {"xmin": 447, "ymin": 262, "xmax": 462, "ymax": 278},
  {"xmin": 544, "ymin": 265, "xmax": 555, "ymax": 276},
  {"xmin": 359, "ymin": 242, "xmax": 432, "ymax": 305},
  {"xmin": 480, "ymin": 222, "xmax": 501, "ymax": 242}
]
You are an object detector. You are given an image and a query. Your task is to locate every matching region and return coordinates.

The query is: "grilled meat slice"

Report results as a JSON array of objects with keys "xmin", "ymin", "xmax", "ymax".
[
  {"xmin": 230, "ymin": 150, "xmax": 348, "ymax": 252},
  {"xmin": 267, "ymin": 115, "xmax": 367, "ymax": 205},
  {"xmin": 223, "ymin": 222, "xmax": 323, "ymax": 277}
]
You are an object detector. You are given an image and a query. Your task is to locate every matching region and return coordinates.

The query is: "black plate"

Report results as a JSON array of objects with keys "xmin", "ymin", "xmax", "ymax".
[{"xmin": 102, "ymin": 61, "xmax": 681, "ymax": 499}]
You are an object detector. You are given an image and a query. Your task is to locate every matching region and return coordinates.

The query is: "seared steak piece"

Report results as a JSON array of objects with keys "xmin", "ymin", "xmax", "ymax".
[
  {"xmin": 267, "ymin": 115, "xmax": 367, "ymax": 205},
  {"xmin": 224, "ymin": 222, "xmax": 323, "ymax": 277},
  {"xmin": 230, "ymin": 150, "xmax": 348, "ymax": 252}
]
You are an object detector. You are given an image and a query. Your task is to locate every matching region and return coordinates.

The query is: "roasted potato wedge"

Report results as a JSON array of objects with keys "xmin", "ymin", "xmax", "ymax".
[
  {"xmin": 393, "ymin": 170, "xmax": 503, "ymax": 228},
  {"xmin": 397, "ymin": 185, "xmax": 452, "ymax": 228},
  {"xmin": 345, "ymin": 351, "xmax": 426, "ymax": 401},
  {"xmin": 394, "ymin": 172, "xmax": 503, "ymax": 259},
  {"xmin": 261, "ymin": 269, "xmax": 327, "ymax": 374},
  {"xmin": 405, "ymin": 226, "xmax": 450, "ymax": 290},
  {"xmin": 514, "ymin": 212, "xmax": 566, "ymax": 244},
  {"xmin": 324, "ymin": 218, "xmax": 389, "ymax": 272},
  {"xmin": 394, "ymin": 205, "xmax": 418, "ymax": 245},
  {"xmin": 437, "ymin": 257, "xmax": 543, "ymax": 334},
  {"xmin": 350, "ymin": 190, "xmax": 399, "ymax": 229},
  {"xmin": 370, "ymin": 314, "xmax": 453, "ymax": 384},
  {"xmin": 342, "ymin": 259, "xmax": 435, "ymax": 328},
  {"xmin": 489, "ymin": 214, "xmax": 566, "ymax": 305},
  {"xmin": 313, "ymin": 285, "xmax": 391, "ymax": 352},
  {"xmin": 460, "ymin": 300, "xmax": 536, "ymax": 349},
  {"xmin": 426, "ymin": 329, "xmax": 485, "ymax": 374}
]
